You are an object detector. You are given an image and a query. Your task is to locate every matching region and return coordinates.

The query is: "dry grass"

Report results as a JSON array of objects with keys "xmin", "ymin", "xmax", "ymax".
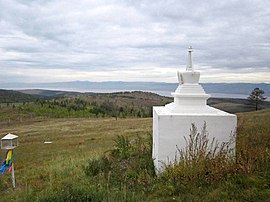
[
  {"xmin": 236, "ymin": 109, "xmax": 270, "ymax": 174},
  {"xmin": 0, "ymin": 117, "xmax": 152, "ymax": 201},
  {"xmin": 0, "ymin": 108, "xmax": 269, "ymax": 201}
]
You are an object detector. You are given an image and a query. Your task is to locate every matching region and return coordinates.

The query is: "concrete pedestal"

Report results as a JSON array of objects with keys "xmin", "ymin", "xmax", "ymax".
[{"xmin": 153, "ymin": 106, "xmax": 237, "ymax": 172}]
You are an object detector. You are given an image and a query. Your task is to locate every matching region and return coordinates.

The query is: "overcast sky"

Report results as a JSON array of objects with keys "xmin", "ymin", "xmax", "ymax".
[{"xmin": 0, "ymin": 0, "xmax": 269, "ymax": 83}]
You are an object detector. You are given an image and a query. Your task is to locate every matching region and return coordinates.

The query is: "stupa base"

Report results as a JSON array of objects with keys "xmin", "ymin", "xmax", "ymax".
[{"xmin": 152, "ymin": 106, "xmax": 237, "ymax": 173}]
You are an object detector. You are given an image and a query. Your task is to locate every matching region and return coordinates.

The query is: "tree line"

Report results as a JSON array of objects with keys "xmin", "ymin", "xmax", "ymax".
[{"xmin": 0, "ymin": 97, "xmax": 153, "ymax": 120}]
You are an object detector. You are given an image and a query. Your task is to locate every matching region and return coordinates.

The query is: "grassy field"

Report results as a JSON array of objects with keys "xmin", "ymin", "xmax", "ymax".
[
  {"xmin": 0, "ymin": 109, "xmax": 269, "ymax": 201},
  {"xmin": 0, "ymin": 118, "xmax": 152, "ymax": 201}
]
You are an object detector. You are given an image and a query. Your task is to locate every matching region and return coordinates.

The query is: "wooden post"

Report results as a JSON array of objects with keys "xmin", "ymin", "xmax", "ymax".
[{"xmin": 11, "ymin": 162, "xmax": 15, "ymax": 189}]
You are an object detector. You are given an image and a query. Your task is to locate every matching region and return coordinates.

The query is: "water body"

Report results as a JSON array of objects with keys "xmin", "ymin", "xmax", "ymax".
[{"xmin": 6, "ymin": 86, "xmax": 270, "ymax": 101}]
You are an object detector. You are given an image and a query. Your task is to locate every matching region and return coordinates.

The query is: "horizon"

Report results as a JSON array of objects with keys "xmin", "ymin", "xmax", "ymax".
[
  {"xmin": 0, "ymin": 79, "xmax": 270, "ymax": 87},
  {"xmin": 2, "ymin": 84, "xmax": 270, "ymax": 101},
  {"xmin": 0, "ymin": 80, "xmax": 270, "ymax": 85},
  {"xmin": 1, "ymin": 80, "xmax": 270, "ymax": 101},
  {"xmin": 1, "ymin": 81, "xmax": 269, "ymax": 97}
]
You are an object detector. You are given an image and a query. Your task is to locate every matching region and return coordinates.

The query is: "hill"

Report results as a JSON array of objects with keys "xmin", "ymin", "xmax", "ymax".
[
  {"xmin": 18, "ymin": 89, "xmax": 81, "ymax": 98},
  {"xmin": 66, "ymin": 91, "xmax": 172, "ymax": 109},
  {"xmin": 208, "ymin": 97, "xmax": 270, "ymax": 113},
  {"xmin": 0, "ymin": 90, "xmax": 269, "ymax": 123},
  {"xmin": 202, "ymin": 82, "xmax": 270, "ymax": 96},
  {"xmin": 65, "ymin": 91, "xmax": 270, "ymax": 113},
  {"xmin": 0, "ymin": 89, "xmax": 36, "ymax": 103}
]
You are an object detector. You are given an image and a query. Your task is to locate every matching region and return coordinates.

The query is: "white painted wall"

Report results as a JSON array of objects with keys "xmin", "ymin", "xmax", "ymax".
[{"xmin": 153, "ymin": 106, "xmax": 237, "ymax": 172}]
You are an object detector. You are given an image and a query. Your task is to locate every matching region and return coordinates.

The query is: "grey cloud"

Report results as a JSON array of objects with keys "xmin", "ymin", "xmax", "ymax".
[{"xmin": 0, "ymin": 0, "xmax": 269, "ymax": 83}]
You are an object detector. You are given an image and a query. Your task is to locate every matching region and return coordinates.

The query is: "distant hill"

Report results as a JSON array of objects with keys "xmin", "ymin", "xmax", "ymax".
[
  {"xmin": 0, "ymin": 89, "xmax": 36, "ymax": 103},
  {"xmin": 69, "ymin": 92, "xmax": 270, "ymax": 114},
  {"xmin": 0, "ymin": 90, "xmax": 269, "ymax": 123},
  {"xmin": 66, "ymin": 91, "xmax": 173, "ymax": 109},
  {"xmin": 202, "ymin": 83, "xmax": 270, "ymax": 96},
  {"xmin": 1, "ymin": 81, "xmax": 269, "ymax": 97},
  {"xmin": 16, "ymin": 89, "xmax": 270, "ymax": 114},
  {"xmin": 207, "ymin": 97, "xmax": 270, "ymax": 113},
  {"xmin": 18, "ymin": 89, "xmax": 81, "ymax": 98}
]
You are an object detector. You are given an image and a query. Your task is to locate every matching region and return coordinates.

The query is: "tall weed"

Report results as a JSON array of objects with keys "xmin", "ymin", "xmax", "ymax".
[
  {"xmin": 236, "ymin": 122, "xmax": 270, "ymax": 174},
  {"xmin": 157, "ymin": 123, "xmax": 237, "ymax": 196}
]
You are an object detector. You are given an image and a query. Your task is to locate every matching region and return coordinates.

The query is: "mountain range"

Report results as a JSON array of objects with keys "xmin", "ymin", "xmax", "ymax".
[{"xmin": 1, "ymin": 81, "xmax": 269, "ymax": 97}]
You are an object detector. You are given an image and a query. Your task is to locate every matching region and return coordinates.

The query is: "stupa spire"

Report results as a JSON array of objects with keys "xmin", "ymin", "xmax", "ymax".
[
  {"xmin": 186, "ymin": 46, "xmax": 194, "ymax": 73},
  {"xmin": 177, "ymin": 46, "xmax": 199, "ymax": 84}
]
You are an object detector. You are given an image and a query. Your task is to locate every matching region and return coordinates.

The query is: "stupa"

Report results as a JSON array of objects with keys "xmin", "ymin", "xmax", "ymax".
[{"xmin": 152, "ymin": 47, "xmax": 237, "ymax": 172}]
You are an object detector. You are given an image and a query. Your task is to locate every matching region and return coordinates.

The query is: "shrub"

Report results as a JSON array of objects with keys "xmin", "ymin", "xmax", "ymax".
[{"xmin": 84, "ymin": 134, "xmax": 156, "ymax": 199}]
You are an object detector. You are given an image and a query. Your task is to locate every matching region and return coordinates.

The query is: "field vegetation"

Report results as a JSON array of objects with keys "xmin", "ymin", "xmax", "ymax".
[
  {"xmin": 0, "ymin": 108, "xmax": 269, "ymax": 201},
  {"xmin": 0, "ymin": 89, "xmax": 269, "ymax": 201},
  {"xmin": 1, "ymin": 90, "xmax": 270, "ymax": 125},
  {"xmin": 0, "ymin": 91, "xmax": 173, "ymax": 123}
]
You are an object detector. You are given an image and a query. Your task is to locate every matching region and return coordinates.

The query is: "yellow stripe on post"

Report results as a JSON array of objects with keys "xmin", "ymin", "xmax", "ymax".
[{"xmin": 6, "ymin": 150, "xmax": 12, "ymax": 164}]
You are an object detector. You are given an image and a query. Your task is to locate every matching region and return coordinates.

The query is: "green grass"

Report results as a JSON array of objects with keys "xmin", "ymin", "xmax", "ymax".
[
  {"xmin": 0, "ymin": 118, "xmax": 152, "ymax": 201},
  {"xmin": 0, "ymin": 109, "xmax": 269, "ymax": 201}
]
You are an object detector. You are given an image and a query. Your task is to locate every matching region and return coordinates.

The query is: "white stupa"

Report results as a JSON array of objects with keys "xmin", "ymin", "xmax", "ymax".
[{"xmin": 152, "ymin": 47, "xmax": 237, "ymax": 172}]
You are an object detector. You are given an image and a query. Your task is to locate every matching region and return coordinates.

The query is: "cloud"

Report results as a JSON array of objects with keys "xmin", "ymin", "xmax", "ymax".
[
  {"xmin": 0, "ymin": 0, "xmax": 269, "ymax": 83},
  {"xmin": 1, "ymin": 65, "xmax": 269, "ymax": 84}
]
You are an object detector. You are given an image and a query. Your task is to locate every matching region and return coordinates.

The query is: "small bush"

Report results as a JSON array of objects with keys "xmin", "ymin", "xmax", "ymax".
[
  {"xmin": 84, "ymin": 157, "xmax": 111, "ymax": 177},
  {"xmin": 84, "ymin": 134, "xmax": 156, "ymax": 199}
]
